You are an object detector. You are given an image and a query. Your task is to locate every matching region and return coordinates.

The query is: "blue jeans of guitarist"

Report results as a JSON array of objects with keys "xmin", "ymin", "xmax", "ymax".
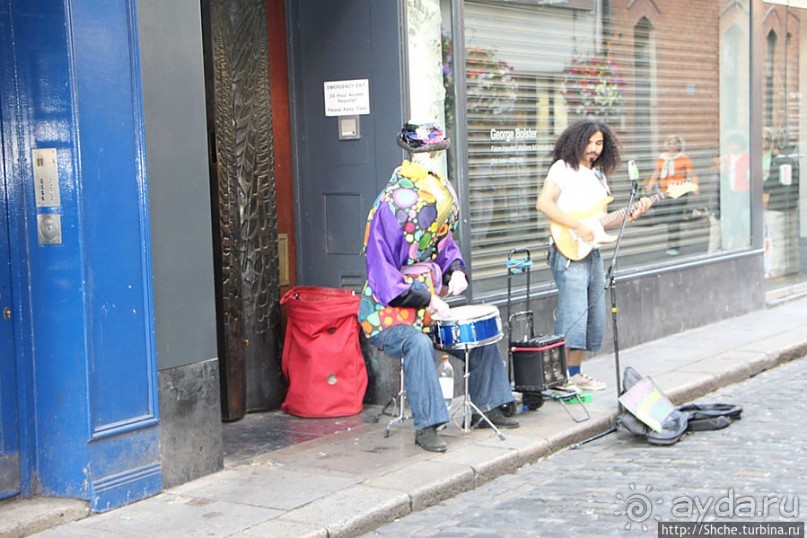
[{"xmin": 549, "ymin": 244, "xmax": 606, "ymax": 352}]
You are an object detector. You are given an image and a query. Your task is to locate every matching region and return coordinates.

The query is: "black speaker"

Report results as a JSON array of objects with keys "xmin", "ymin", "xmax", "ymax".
[{"xmin": 511, "ymin": 335, "xmax": 567, "ymax": 392}]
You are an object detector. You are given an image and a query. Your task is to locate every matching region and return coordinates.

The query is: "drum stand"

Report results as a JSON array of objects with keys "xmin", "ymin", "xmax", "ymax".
[{"xmin": 453, "ymin": 343, "xmax": 507, "ymax": 441}]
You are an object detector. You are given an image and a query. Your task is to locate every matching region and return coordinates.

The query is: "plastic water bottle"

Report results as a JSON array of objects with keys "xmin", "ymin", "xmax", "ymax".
[{"xmin": 437, "ymin": 354, "xmax": 454, "ymax": 410}]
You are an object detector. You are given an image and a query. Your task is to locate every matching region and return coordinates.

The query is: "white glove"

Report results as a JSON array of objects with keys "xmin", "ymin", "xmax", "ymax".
[
  {"xmin": 429, "ymin": 294, "xmax": 450, "ymax": 318},
  {"xmin": 446, "ymin": 271, "xmax": 468, "ymax": 296}
]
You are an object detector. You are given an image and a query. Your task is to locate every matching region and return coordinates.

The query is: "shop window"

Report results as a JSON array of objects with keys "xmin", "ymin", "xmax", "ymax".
[
  {"xmin": 761, "ymin": 3, "xmax": 804, "ymax": 285},
  {"xmin": 455, "ymin": 0, "xmax": 752, "ymax": 302}
]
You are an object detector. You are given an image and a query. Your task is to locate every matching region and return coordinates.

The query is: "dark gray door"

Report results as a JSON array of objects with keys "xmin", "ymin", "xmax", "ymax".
[{"xmin": 289, "ymin": 0, "xmax": 405, "ymax": 289}]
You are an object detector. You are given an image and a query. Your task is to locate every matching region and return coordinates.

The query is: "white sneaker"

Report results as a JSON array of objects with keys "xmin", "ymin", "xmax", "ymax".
[
  {"xmin": 569, "ymin": 373, "xmax": 606, "ymax": 392},
  {"xmin": 558, "ymin": 379, "xmax": 581, "ymax": 394}
]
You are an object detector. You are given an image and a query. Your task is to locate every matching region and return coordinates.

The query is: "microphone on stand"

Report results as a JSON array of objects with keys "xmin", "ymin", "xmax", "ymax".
[{"xmin": 628, "ymin": 160, "xmax": 640, "ymax": 195}]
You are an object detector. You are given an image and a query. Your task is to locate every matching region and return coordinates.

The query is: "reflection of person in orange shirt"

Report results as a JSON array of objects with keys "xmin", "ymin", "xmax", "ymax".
[
  {"xmin": 649, "ymin": 135, "xmax": 699, "ymax": 192},
  {"xmin": 646, "ymin": 135, "xmax": 699, "ymax": 255}
]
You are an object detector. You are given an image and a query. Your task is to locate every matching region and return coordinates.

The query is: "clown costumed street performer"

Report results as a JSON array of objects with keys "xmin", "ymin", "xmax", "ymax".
[{"xmin": 358, "ymin": 123, "xmax": 518, "ymax": 453}]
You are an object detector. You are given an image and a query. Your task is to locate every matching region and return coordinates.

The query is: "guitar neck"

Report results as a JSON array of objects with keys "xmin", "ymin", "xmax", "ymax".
[{"xmin": 601, "ymin": 191, "xmax": 667, "ymax": 228}]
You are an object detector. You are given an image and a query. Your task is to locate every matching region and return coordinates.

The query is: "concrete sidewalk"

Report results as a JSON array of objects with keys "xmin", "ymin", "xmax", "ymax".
[{"xmin": 4, "ymin": 293, "xmax": 807, "ymax": 538}]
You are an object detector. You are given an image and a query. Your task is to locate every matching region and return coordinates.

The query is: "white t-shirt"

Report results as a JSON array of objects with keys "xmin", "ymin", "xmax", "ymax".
[{"xmin": 544, "ymin": 160, "xmax": 610, "ymax": 214}]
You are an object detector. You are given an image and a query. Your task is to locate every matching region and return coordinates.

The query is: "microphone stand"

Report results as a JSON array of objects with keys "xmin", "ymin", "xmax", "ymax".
[{"xmin": 571, "ymin": 176, "xmax": 639, "ymax": 448}]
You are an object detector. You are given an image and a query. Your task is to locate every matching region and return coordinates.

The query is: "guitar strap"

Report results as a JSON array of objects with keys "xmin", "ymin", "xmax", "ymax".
[{"xmin": 593, "ymin": 168, "xmax": 611, "ymax": 196}]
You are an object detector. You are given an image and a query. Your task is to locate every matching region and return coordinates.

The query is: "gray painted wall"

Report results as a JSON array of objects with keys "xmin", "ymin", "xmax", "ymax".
[
  {"xmin": 138, "ymin": 0, "xmax": 218, "ymax": 370},
  {"xmin": 138, "ymin": 0, "xmax": 223, "ymax": 487}
]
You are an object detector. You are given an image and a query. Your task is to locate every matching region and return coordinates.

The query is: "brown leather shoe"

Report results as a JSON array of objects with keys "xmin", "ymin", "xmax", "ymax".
[{"xmin": 415, "ymin": 426, "xmax": 447, "ymax": 452}]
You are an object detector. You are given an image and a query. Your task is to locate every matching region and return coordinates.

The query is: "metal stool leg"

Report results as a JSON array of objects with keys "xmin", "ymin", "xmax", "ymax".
[{"xmin": 373, "ymin": 358, "xmax": 409, "ymax": 438}]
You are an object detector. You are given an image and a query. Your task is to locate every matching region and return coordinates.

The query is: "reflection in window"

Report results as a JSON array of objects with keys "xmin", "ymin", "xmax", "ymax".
[
  {"xmin": 400, "ymin": 0, "xmax": 805, "ymax": 298},
  {"xmin": 633, "ymin": 18, "xmax": 654, "ymax": 159},
  {"xmin": 452, "ymin": 1, "xmax": 751, "ymax": 301},
  {"xmin": 405, "ymin": 0, "xmax": 449, "ymax": 178},
  {"xmin": 762, "ymin": 5, "xmax": 803, "ymax": 285},
  {"xmin": 720, "ymin": 21, "xmax": 751, "ymax": 251},
  {"xmin": 766, "ymin": 30, "xmax": 777, "ymax": 129}
]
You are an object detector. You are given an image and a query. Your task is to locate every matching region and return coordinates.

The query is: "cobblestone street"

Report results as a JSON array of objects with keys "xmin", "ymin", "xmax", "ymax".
[{"xmin": 370, "ymin": 357, "xmax": 807, "ymax": 537}]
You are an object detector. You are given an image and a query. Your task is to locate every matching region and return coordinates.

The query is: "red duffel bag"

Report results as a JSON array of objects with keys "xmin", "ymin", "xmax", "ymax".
[{"xmin": 280, "ymin": 286, "xmax": 367, "ymax": 417}]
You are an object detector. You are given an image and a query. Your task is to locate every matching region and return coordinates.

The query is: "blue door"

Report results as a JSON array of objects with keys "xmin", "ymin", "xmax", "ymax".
[{"xmin": 0, "ymin": 139, "xmax": 19, "ymax": 499}]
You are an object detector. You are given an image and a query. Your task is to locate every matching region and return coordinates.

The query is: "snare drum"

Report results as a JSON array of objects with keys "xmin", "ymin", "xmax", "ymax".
[{"xmin": 430, "ymin": 304, "xmax": 503, "ymax": 350}]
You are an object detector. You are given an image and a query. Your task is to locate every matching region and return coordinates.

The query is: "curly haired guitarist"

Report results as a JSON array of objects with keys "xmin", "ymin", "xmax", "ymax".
[{"xmin": 536, "ymin": 120, "xmax": 652, "ymax": 392}]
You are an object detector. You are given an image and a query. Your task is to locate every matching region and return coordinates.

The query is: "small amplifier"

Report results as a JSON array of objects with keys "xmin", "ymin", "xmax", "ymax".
[{"xmin": 510, "ymin": 335, "xmax": 567, "ymax": 392}]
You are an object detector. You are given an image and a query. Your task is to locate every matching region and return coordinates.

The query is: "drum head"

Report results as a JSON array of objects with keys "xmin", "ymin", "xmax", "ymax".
[
  {"xmin": 430, "ymin": 303, "xmax": 502, "ymax": 350},
  {"xmin": 432, "ymin": 304, "xmax": 498, "ymax": 322}
]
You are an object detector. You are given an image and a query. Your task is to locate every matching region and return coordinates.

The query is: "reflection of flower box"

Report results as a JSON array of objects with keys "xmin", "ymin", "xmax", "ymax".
[
  {"xmin": 561, "ymin": 54, "xmax": 624, "ymax": 120},
  {"xmin": 443, "ymin": 34, "xmax": 519, "ymax": 116},
  {"xmin": 465, "ymin": 47, "xmax": 519, "ymax": 115}
]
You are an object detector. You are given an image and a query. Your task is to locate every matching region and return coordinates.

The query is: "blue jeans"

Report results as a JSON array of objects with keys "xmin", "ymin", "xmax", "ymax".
[
  {"xmin": 549, "ymin": 245, "xmax": 606, "ymax": 352},
  {"xmin": 369, "ymin": 324, "xmax": 514, "ymax": 430}
]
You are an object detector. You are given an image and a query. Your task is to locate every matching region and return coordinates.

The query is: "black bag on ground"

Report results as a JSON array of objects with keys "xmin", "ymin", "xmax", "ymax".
[
  {"xmin": 646, "ymin": 409, "xmax": 688, "ymax": 446},
  {"xmin": 616, "ymin": 367, "xmax": 743, "ymax": 445},
  {"xmin": 678, "ymin": 402, "xmax": 742, "ymax": 432}
]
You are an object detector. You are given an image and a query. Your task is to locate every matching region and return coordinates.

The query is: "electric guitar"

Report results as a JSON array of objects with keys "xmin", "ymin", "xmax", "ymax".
[{"xmin": 549, "ymin": 182, "xmax": 698, "ymax": 261}]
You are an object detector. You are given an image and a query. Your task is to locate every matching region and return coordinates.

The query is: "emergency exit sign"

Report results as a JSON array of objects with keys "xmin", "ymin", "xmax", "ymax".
[{"xmin": 324, "ymin": 79, "xmax": 370, "ymax": 117}]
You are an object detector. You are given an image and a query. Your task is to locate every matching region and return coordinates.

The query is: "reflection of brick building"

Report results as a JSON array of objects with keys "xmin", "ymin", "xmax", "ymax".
[
  {"xmin": 761, "ymin": 5, "xmax": 802, "ymax": 278},
  {"xmin": 608, "ymin": 0, "xmax": 721, "ymax": 165},
  {"xmin": 762, "ymin": 5, "xmax": 801, "ymax": 148}
]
